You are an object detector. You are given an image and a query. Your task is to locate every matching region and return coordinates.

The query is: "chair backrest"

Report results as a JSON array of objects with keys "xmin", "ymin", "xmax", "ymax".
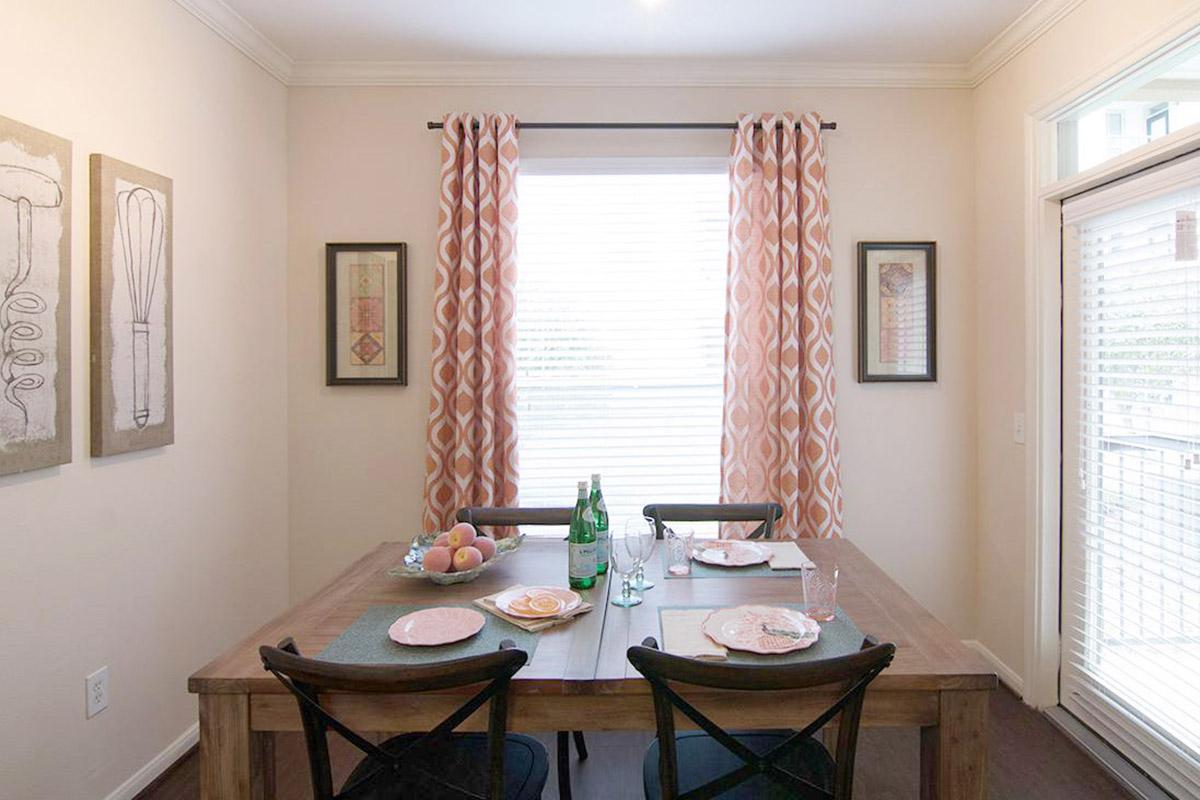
[
  {"xmin": 627, "ymin": 636, "xmax": 895, "ymax": 800},
  {"xmin": 455, "ymin": 506, "xmax": 572, "ymax": 539},
  {"xmin": 260, "ymin": 637, "xmax": 527, "ymax": 800},
  {"xmin": 642, "ymin": 502, "xmax": 784, "ymax": 540}
]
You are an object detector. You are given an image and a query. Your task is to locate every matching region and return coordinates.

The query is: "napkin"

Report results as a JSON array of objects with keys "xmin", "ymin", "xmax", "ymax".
[
  {"xmin": 764, "ymin": 541, "xmax": 816, "ymax": 570},
  {"xmin": 473, "ymin": 585, "xmax": 593, "ymax": 633},
  {"xmin": 661, "ymin": 608, "xmax": 728, "ymax": 660}
]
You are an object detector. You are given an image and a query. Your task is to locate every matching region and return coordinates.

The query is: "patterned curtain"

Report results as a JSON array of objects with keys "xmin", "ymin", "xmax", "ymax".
[
  {"xmin": 422, "ymin": 112, "xmax": 521, "ymax": 535},
  {"xmin": 720, "ymin": 113, "xmax": 843, "ymax": 539}
]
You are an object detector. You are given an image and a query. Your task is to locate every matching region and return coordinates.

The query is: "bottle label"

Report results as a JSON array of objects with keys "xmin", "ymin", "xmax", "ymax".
[
  {"xmin": 569, "ymin": 542, "xmax": 597, "ymax": 579},
  {"xmin": 595, "ymin": 526, "xmax": 610, "ymax": 564}
]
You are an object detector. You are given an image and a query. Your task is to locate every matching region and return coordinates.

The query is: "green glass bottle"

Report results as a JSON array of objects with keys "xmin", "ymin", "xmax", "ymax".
[
  {"xmin": 589, "ymin": 473, "xmax": 609, "ymax": 574},
  {"xmin": 568, "ymin": 480, "xmax": 597, "ymax": 590}
]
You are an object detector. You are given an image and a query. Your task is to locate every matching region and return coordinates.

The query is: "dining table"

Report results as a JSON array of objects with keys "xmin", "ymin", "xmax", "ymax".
[{"xmin": 188, "ymin": 537, "xmax": 997, "ymax": 799}]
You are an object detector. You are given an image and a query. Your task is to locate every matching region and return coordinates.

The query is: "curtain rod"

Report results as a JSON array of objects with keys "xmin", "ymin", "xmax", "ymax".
[{"xmin": 426, "ymin": 120, "xmax": 837, "ymax": 131}]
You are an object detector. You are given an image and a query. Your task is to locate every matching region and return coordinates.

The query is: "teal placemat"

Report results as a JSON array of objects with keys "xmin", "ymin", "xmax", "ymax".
[
  {"xmin": 318, "ymin": 604, "xmax": 539, "ymax": 666},
  {"xmin": 658, "ymin": 605, "xmax": 863, "ymax": 665}
]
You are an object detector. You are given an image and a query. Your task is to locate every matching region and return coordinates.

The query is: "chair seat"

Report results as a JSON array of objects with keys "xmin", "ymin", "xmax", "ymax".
[
  {"xmin": 643, "ymin": 730, "xmax": 835, "ymax": 800},
  {"xmin": 341, "ymin": 732, "xmax": 548, "ymax": 800}
]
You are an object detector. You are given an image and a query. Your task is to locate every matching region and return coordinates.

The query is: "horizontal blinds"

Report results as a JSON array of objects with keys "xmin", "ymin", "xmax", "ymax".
[
  {"xmin": 515, "ymin": 163, "xmax": 728, "ymax": 535},
  {"xmin": 1062, "ymin": 158, "xmax": 1200, "ymax": 800}
]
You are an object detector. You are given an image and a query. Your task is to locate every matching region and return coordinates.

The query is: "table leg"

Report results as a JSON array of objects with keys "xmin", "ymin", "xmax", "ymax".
[
  {"xmin": 251, "ymin": 732, "xmax": 276, "ymax": 800},
  {"xmin": 920, "ymin": 690, "xmax": 989, "ymax": 800},
  {"xmin": 199, "ymin": 694, "xmax": 253, "ymax": 800}
]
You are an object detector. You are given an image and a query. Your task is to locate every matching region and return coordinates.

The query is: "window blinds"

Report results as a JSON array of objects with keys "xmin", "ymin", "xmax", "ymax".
[
  {"xmin": 1062, "ymin": 157, "xmax": 1200, "ymax": 800},
  {"xmin": 515, "ymin": 160, "xmax": 728, "ymax": 534}
]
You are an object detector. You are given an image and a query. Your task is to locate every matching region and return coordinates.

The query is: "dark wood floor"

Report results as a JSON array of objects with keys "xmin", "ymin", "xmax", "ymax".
[{"xmin": 142, "ymin": 688, "xmax": 1130, "ymax": 799}]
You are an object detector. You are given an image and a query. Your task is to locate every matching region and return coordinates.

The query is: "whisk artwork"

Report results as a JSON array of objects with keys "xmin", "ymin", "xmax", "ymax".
[
  {"xmin": 90, "ymin": 155, "xmax": 173, "ymax": 456},
  {"xmin": 0, "ymin": 115, "xmax": 72, "ymax": 477}
]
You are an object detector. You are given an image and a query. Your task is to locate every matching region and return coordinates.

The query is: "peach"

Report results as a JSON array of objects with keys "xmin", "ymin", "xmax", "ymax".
[
  {"xmin": 447, "ymin": 522, "xmax": 477, "ymax": 549},
  {"xmin": 473, "ymin": 536, "xmax": 497, "ymax": 562},
  {"xmin": 422, "ymin": 546, "xmax": 453, "ymax": 573},
  {"xmin": 452, "ymin": 545, "xmax": 483, "ymax": 572},
  {"xmin": 433, "ymin": 532, "xmax": 451, "ymax": 548}
]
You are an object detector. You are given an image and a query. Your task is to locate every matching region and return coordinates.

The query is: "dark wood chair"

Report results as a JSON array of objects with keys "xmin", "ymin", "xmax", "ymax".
[
  {"xmin": 642, "ymin": 502, "xmax": 785, "ymax": 540},
  {"xmin": 627, "ymin": 636, "xmax": 895, "ymax": 800},
  {"xmin": 454, "ymin": 505, "xmax": 586, "ymax": 800},
  {"xmin": 259, "ymin": 637, "xmax": 548, "ymax": 800}
]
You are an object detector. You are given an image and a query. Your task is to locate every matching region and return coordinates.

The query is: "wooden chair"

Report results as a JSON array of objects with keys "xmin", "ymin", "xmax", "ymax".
[
  {"xmin": 627, "ymin": 636, "xmax": 895, "ymax": 800},
  {"xmin": 454, "ymin": 506, "xmax": 587, "ymax": 800},
  {"xmin": 642, "ymin": 502, "xmax": 784, "ymax": 540},
  {"xmin": 259, "ymin": 638, "xmax": 548, "ymax": 800}
]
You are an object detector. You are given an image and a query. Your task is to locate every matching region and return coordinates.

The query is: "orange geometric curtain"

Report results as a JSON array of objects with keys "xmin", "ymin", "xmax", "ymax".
[
  {"xmin": 422, "ymin": 112, "xmax": 521, "ymax": 534},
  {"xmin": 720, "ymin": 112, "xmax": 844, "ymax": 539}
]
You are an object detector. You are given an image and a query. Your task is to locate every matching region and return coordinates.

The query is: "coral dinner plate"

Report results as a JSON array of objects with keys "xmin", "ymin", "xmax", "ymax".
[
  {"xmin": 388, "ymin": 607, "xmax": 486, "ymax": 646},
  {"xmin": 692, "ymin": 540, "xmax": 772, "ymax": 567},
  {"xmin": 701, "ymin": 605, "xmax": 821, "ymax": 654},
  {"xmin": 495, "ymin": 586, "xmax": 582, "ymax": 619}
]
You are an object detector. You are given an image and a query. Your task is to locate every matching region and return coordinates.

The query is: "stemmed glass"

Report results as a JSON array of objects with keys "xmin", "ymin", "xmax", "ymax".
[
  {"xmin": 609, "ymin": 527, "xmax": 642, "ymax": 608},
  {"xmin": 626, "ymin": 516, "xmax": 657, "ymax": 591}
]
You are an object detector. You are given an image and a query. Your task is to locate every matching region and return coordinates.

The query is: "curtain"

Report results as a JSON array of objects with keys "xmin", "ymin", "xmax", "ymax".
[
  {"xmin": 422, "ymin": 112, "xmax": 520, "ymax": 535},
  {"xmin": 720, "ymin": 112, "xmax": 843, "ymax": 539}
]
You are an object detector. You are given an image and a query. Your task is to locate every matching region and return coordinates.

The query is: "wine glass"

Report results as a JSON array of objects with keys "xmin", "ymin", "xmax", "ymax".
[
  {"xmin": 609, "ymin": 527, "xmax": 642, "ymax": 608},
  {"xmin": 627, "ymin": 516, "xmax": 657, "ymax": 591}
]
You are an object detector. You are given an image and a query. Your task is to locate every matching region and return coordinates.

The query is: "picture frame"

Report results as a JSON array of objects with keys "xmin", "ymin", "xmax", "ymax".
[
  {"xmin": 857, "ymin": 241, "xmax": 936, "ymax": 382},
  {"xmin": 326, "ymin": 243, "xmax": 407, "ymax": 386}
]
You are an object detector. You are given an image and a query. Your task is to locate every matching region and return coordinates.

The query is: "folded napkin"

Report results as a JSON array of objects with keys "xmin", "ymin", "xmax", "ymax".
[
  {"xmin": 661, "ymin": 608, "xmax": 728, "ymax": 660},
  {"xmin": 764, "ymin": 541, "xmax": 816, "ymax": 570},
  {"xmin": 473, "ymin": 585, "xmax": 593, "ymax": 633}
]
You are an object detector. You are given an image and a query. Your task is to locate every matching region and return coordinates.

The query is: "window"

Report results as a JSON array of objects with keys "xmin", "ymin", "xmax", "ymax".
[
  {"xmin": 1061, "ymin": 156, "xmax": 1200, "ymax": 798},
  {"xmin": 515, "ymin": 159, "xmax": 728, "ymax": 533}
]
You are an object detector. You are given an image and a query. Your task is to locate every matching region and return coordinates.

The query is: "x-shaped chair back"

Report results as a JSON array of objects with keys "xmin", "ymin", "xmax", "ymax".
[
  {"xmin": 642, "ymin": 503, "xmax": 785, "ymax": 540},
  {"xmin": 627, "ymin": 636, "xmax": 895, "ymax": 800},
  {"xmin": 260, "ymin": 637, "xmax": 527, "ymax": 800}
]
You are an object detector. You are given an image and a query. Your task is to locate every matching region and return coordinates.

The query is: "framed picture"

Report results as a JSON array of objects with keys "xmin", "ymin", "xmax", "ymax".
[
  {"xmin": 0, "ymin": 115, "xmax": 72, "ymax": 476},
  {"xmin": 90, "ymin": 154, "xmax": 174, "ymax": 456},
  {"xmin": 857, "ymin": 241, "xmax": 936, "ymax": 382},
  {"xmin": 326, "ymin": 243, "xmax": 407, "ymax": 385}
]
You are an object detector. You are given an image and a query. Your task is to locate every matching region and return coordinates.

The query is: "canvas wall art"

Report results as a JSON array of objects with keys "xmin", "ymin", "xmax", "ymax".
[
  {"xmin": 90, "ymin": 154, "xmax": 173, "ymax": 456},
  {"xmin": 326, "ymin": 243, "xmax": 407, "ymax": 385},
  {"xmin": 857, "ymin": 241, "xmax": 936, "ymax": 382},
  {"xmin": 0, "ymin": 115, "xmax": 72, "ymax": 477}
]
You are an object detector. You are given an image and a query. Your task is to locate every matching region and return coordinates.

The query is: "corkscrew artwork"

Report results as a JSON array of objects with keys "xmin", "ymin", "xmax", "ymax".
[
  {"xmin": 0, "ymin": 164, "xmax": 62, "ymax": 433},
  {"xmin": 116, "ymin": 185, "xmax": 164, "ymax": 430}
]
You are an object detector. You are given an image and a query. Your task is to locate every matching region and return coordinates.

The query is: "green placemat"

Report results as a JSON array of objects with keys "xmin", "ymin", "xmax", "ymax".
[
  {"xmin": 657, "ymin": 605, "xmax": 864, "ymax": 665},
  {"xmin": 318, "ymin": 604, "xmax": 539, "ymax": 666}
]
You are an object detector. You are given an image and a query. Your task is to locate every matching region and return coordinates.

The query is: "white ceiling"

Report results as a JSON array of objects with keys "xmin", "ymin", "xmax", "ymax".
[{"xmin": 221, "ymin": 0, "xmax": 1039, "ymax": 64}]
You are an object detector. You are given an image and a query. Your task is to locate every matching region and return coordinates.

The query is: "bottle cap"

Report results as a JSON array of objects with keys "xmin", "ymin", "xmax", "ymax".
[
  {"xmin": 591, "ymin": 473, "xmax": 601, "ymax": 483},
  {"xmin": 577, "ymin": 480, "xmax": 588, "ymax": 491}
]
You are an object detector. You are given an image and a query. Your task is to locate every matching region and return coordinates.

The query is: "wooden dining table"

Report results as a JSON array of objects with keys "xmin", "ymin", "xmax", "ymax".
[{"xmin": 189, "ymin": 537, "xmax": 996, "ymax": 799}]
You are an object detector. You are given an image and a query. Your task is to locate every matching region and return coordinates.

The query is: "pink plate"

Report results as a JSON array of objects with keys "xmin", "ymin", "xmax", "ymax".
[
  {"xmin": 692, "ymin": 540, "xmax": 772, "ymax": 567},
  {"xmin": 388, "ymin": 607, "xmax": 486, "ymax": 646},
  {"xmin": 701, "ymin": 605, "xmax": 821, "ymax": 654}
]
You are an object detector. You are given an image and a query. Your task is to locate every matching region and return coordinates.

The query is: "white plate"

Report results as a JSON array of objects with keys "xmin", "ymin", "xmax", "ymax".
[
  {"xmin": 495, "ymin": 586, "xmax": 582, "ymax": 619},
  {"xmin": 692, "ymin": 540, "xmax": 773, "ymax": 567},
  {"xmin": 701, "ymin": 605, "xmax": 821, "ymax": 654}
]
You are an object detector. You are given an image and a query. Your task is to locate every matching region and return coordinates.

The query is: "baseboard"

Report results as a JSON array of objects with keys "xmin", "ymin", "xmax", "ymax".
[
  {"xmin": 105, "ymin": 723, "xmax": 199, "ymax": 800},
  {"xmin": 963, "ymin": 639, "xmax": 1025, "ymax": 697}
]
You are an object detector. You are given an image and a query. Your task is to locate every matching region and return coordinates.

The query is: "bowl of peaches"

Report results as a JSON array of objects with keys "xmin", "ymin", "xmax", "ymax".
[{"xmin": 388, "ymin": 522, "xmax": 524, "ymax": 585}]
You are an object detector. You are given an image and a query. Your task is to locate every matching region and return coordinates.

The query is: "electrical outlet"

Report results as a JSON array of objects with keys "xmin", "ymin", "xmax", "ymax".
[
  {"xmin": 1013, "ymin": 412, "xmax": 1026, "ymax": 445},
  {"xmin": 86, "ymin": 666, "xmax": 109, "ymax": 718}
]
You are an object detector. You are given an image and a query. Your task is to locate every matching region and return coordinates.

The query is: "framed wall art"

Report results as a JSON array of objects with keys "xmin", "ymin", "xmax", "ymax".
[
  {"xmin": 857, "ymin": 241, "xmax": 936, "ymax": 382},
  {"xmin": 326, "ymin": 243, "xmax": 407, "ymax": 386},
  {"xmin": 0, "ymin": 115, "xmax": 72, "ymax": 476},
  {"xmin": 90, "ymin": 154, "xmax": 173, "ymax": 456}
]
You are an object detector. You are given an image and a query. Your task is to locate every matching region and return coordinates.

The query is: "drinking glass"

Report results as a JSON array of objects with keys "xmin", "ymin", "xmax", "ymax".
[
  {"xmin": 627, "ymin": 516, "xmax": 657, "ymax": 591},
  {"xmin": 664, "ymin": 526, "xmax": 694, "ymax": 577},
  {"xmin": 609, "ymin": 529, "xmax": 642, "ymax": 608},
  {"xmin": 801, "ymin": 563, "xmax": 839, "ymax": 622}
]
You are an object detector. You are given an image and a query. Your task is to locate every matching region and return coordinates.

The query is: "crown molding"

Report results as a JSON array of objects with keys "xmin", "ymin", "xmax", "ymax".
[
  {"xmin": 174, "ymin": 0, "xmax": 1084, "ymax": 90},
  {"xmin": 289, "ymin": 58, "xmax": 971, "ymax": 88},
  {"xmin": 172, "ymin": 0, "xmax": 293, "ymax": 83},
  {"xmin": 967, "ymin": 0, "xmax": 1086, "ymax": 87}
]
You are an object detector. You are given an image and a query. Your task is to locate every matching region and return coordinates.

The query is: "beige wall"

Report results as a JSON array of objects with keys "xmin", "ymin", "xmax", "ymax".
[
  {"xmin": 0, "ymin": 2, "xmax": 290, "ymax": 798},
  {"xmin": 287, "ymin": 85, "xmax": 979, "ymax": 635},
  {"xmin": 971, "ymin": 0, "xmax": 1197, "ymax": 680}
]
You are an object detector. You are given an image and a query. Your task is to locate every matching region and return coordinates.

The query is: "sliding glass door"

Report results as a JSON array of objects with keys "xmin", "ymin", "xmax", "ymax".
[{"xmin": 1062, "ymin": 156, "xmax": 1200, "ymax": 799}]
